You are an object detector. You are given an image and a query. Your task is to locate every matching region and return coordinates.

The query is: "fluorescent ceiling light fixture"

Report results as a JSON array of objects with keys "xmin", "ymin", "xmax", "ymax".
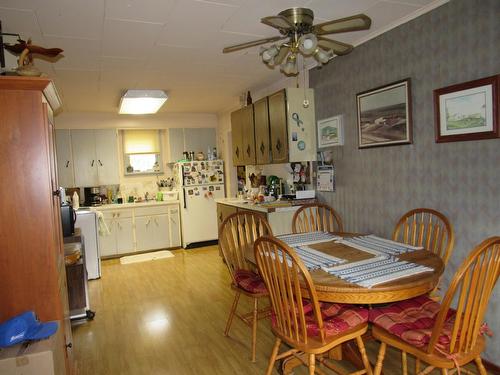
[{"xmin": 119, "ymin": 90, "xmax": 168, "ymax": 114}]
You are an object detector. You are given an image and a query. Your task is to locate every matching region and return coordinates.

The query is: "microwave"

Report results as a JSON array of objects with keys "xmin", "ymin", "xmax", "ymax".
[{"xmin": 60, "ymin": 203, "xmax": 76, "ymax": 237}]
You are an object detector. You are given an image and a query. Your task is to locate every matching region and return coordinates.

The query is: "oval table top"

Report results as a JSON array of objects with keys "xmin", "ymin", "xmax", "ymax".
[{"xmin": 246, "ymin": 233, "xmax": 444, "ymax": 305}]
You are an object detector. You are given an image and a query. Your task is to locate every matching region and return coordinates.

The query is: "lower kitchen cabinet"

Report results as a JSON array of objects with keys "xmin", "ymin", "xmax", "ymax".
[
  {"xmin": 97, "ymin": 203, "xmax": 181, "ymax": 257},
  {"xmin": 99, "ymin": 209, "xmax": 135, "ymax": 257},
  {"xmin": 136, "ymin": 210, "xmax": 170, "ymax": 251}
]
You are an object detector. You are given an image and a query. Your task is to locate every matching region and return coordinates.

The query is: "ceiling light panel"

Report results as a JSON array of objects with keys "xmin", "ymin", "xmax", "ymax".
[{"xmin": 119, "ymin": 89, "xmax": 168, "ymax": 114}]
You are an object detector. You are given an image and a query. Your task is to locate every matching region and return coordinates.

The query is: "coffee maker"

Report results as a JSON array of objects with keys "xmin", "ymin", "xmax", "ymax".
[{"xmin": 83, "ymin": 187, "xmax": 103, "ymax": 206}]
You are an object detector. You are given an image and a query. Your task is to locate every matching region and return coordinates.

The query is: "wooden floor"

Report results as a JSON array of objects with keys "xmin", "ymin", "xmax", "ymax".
[{"xmin": 73, "ymin": 245, "xmax": 489, "ymax": 374}]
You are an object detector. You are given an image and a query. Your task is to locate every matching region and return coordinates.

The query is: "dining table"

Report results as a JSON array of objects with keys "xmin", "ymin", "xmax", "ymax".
[{"xmin": 245, "ymin": 232, "xmax": 445, "ymax": 374}]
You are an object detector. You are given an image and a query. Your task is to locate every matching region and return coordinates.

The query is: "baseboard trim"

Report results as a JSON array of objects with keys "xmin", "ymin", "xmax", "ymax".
[{"xmin": 484, "ymin": 358, "xmax": 500, "ymax": 375}]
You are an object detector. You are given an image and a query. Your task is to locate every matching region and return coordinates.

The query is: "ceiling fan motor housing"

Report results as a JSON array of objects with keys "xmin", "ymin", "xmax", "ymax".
[{"xmin": 279, "ymin": 8, "xmax": 314, "ymax": 35}]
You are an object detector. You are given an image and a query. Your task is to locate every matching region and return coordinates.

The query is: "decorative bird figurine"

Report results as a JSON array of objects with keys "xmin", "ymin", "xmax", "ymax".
[{"xmin": 3, "ymin": 38, "xmax": 63, "ymax": 76}]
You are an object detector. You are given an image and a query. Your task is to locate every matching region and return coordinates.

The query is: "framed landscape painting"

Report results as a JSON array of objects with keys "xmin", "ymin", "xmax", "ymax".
[
  {"xmin": 356, "ymin": 78, "xmax": 412, "ymax": 148},
  {"xmin": 317, "ymin": 115, "xmax": 344, "ymax": 148},
  {"xmin": 434, "ymin": 75, "xmax": 499, "ymax": 143}
]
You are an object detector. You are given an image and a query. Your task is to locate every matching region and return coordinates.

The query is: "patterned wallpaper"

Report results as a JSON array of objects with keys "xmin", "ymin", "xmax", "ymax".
[{"xmin": 310, "ymin": 0, "xmax": 500, "ymax": 362}]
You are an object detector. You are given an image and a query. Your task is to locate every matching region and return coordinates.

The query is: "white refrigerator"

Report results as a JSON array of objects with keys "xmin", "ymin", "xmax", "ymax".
[{"xmin": 176, "ymin": 160, "xmax": 225, "ymax": 248}]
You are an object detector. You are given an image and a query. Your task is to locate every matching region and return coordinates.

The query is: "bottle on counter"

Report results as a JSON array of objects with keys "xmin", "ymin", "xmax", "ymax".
[
  {"xmin": 212, "ymin": 147, "xmax": 217, "ymax": 160},
  {"xmin": 72, "ymin": 191, "xmax": 80, "ymax": 210}
]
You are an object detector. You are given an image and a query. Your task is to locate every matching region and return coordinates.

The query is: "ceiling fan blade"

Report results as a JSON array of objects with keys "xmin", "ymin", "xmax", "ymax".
[
  {"xmin": 314, "ymin": 14, "xmax": 371, "ymax": 35},
  {"xmin": 317, "ymin": 37, "xmax": 353, "ymax": 55},
  {"xmin": 223, "ymin": 36, "xmax": 286, "ymax": 53},
  {"xmin": 261, "ymin": 15, "xmax": 294, "ymax": 30},
  {"xmin": 273, "ymin": 45, "xmax": 290, "ymax": 65}
]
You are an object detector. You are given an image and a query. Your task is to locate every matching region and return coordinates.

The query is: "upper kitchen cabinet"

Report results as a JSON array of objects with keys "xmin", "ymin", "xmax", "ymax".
[
  {"xmin": 72, "ymin": 129, "xmax": 120, "ymax": 187},
  {"xmin": 268, "ymin": 90, "xmax": 288, "ymax": 164},
  {"xmin": 167, "ymin": 128, "xmax": 216, "ymax": 162},
  {"xmin": 254, "ymin": 97, "xmax": 272, "ymax": 165},
  {"xmin": 231, "ymin": 88, "xmax": 316, "ymax": 166},
  {"xmin": 231, "ymin": 109, "xmax": 244, "ymax": 166},
  {"xmin": 231, "ymin": 105, "xmax": 255, "ymax": 165},
  {"xmin": 55, "ymin": 129, "xmax": 75, "ymax": 187}
]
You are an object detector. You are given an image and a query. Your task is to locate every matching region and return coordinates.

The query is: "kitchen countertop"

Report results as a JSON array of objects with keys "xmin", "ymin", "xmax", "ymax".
[
  {"xmin": 78, "ymin": 200, "xmax": 180, "ymax": 211},
  {"xmin": 215, "ymin": 198, "xmax": 316, "ymax": 213}
]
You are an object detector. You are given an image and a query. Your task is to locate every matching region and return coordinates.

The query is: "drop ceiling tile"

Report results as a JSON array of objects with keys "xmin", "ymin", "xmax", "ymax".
[
  {"xmin": 0, "ymin": 7, "xmax": 42, "ymax": 35},
  {"xmin": 101, "ymin": 56, "xmax": 146, "ymax": 71},
  {"xmin": 221, "ymin": 0, "xmax": 310, "ymax": 36},
  {"xmin": 43, "ymin": 36, "xmax": 101, "ymax": 71},
  {"xmin": 156, "ymin": 0, "xmax": 239, "ymax": 46},
  {"xmin": 105, "ymin": 0, "xmax": 176, "ymax": 23},
  {"xmin": 35, "ymin": 0, "xmax": 105, "ymax": 39},
  {"xmin": 102, "ymin": 18, "xmax": 163, "ymax": 59}
]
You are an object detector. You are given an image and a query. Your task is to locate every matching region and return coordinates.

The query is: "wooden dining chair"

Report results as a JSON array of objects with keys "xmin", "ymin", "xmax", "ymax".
[
  {"xmin": 254, "ymin": 235, "xmax": 372, "ymax": 375},
  {"xmin": 292, "ymin": 203, "xmax": 343, "ymax": 234},
  {"xmin": 370, "ymin": 236, "xmax": 500, "ymax": 375},
  {"xmin": 393, "ymin": 208, "xmax": 454, "ymax": 266},
  {"xmin": 218, "ymin": 211, "xmax": 272, "ymax": 362}
]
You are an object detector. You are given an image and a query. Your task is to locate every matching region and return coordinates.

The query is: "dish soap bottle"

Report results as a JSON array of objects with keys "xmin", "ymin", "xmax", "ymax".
[{"xmin": 72, "ymin": 191, "xmax": 80, "ymax": 210}]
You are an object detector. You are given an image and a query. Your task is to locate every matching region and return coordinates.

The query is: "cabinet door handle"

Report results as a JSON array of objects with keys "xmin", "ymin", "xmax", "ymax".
[
  {"xmin": 276, "ymin": 139, "xmax": 282, "ymax": 152},
  {"xmin": 65, "ymin": 160, "xmax": 70, "ymax": 168},
  {"xmin": 260, "ymin": 142, "xmax": 265, "ymax": 155},
  {"xmin": 66, "ymin": 343, "xmax": 73, "ymax": 349},
  {"xmin": 52, "ymin": 189, "xmax": 60, "ymax": 197},
  {"xmin": 98, "ymin": 159, "xmax": 103, "ymax": 166},
  {"xmin": 91, "ymin": 159, "xmax": 94, "ymax": 167},
  {"xmin": 219, "ymin": 213, "xmax": 223, "ymax": 222},
  {"xmin": 235, "ymin": 147, "xmax": 240, "ymax": 158},
  {"xmin": 146, "ymin": 218, "xmax": 151, "ymax": 226},
  {"xmin": 246, "ymin": 145, "xmax": 251, "ymax": 156}
]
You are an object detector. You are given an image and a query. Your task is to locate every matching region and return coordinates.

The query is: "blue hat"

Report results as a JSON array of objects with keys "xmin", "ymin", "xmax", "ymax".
[{"xmin": 0, "ymin": 311, "xmax": 58, "ymax": 348}]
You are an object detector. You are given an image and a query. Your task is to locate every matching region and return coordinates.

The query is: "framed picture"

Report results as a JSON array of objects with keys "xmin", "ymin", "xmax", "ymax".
[
  {"xmin": 356, "ymin": 78, "xmax": 412, "ymax": 148},
  {"xmin": 317, "ymin": 115, "xmax": 344, "ymax": 148},
  {"xmin": 434, "ymin": 75, "xmax": 499, "ymax": 143}
]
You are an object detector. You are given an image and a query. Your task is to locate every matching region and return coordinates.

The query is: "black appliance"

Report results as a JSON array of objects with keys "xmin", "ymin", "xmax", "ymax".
[
  {"xmin": 60, "ymin": 203, "xmax": 76, "ymax": 237},
  {"xmin": 83, "ymin": 187, "xmax": 102, "ymax": 206}
]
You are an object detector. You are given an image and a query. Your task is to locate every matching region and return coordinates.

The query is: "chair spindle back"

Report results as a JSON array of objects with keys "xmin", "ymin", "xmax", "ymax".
[
  {"xmin": 292, "ymin": 203, "xmax": 343, "ymax": 234},
  {"xmin": 219, "ymin": 212, "xmax": 272, "ymax": 283},
  {"xmin": 428, "ymin": 237, "xmax": 500, "ymax": 355},
  {"xmin": 254, "ymin": 236, "xmax": 325, "ymax": 346},
  {"xmin": 393, "ymin": 208, "xmax": 454, "ymax": 265}
]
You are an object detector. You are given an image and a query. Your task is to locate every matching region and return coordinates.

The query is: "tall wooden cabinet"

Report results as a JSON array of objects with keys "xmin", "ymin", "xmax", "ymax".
[{"xmin": 0, "ymin": 77, "xmax": 73, "ymax": 374}]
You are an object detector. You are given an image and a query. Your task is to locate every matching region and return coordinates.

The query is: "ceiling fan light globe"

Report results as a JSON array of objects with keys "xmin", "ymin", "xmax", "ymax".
[
  {"xmin": 314, "ymin": 48, "xmax": 333, "ymax": 64},
  {"xmin": 298, "ymin": 33, "xmax": 318, "ymax": 55},
  {"xmin": 281, "ymin": 54, "xmax": 298, "ymax": 76}
]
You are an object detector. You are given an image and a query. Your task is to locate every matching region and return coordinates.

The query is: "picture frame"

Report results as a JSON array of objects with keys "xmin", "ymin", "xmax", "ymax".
[
  {"xmin": 356, "ymin": 78, "xmax": 412, "ymax": 148},
  {"xmin": 434, "ymin": 75, "xmax": 499, "ymax": 143},
  {"xmin": 317, "ymin": 115, "xmax": 344, "ymax": 148}
]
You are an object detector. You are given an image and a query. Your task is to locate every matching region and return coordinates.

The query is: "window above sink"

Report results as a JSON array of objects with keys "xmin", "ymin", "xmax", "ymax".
[{"xmin": 122, "ymin": 129, "xmax": 164, "ymax": 175}]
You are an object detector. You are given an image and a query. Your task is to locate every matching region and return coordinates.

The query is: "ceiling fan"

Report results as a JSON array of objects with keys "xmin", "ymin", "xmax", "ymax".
[{"xmin": 223, "ymin": 8, "xmax": 371, "ymax": 76}]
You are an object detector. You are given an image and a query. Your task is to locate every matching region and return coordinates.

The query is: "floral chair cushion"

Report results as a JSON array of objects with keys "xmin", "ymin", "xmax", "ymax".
[
  {"xmin": 369, "ymin": 295, "xmax": 456, "ymax": 349},
  {"xmin": 234, "ymin": 269, "xmax": 267, "ymax": 294},
  {"xmin": 306, "ymin": 304, "xmax": 369, "ymax": 337}
]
